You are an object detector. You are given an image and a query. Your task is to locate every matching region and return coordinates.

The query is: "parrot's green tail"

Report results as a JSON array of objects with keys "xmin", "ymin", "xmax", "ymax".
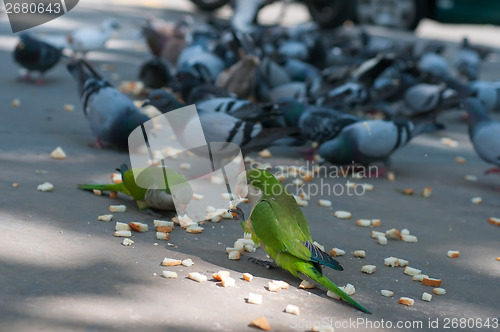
[
  {"xmin": 300, "ymin": 263, "xmax": 371, "ymax": 314},
  {"xmin": 77, "ymin": 183, "xmax": 130, "ymax": 196}
]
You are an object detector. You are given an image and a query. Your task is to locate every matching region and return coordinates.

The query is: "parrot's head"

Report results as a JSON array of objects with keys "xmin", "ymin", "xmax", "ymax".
[{"xmin": 235, "ymin": 169, "xmax": 282, "ymax": 207}]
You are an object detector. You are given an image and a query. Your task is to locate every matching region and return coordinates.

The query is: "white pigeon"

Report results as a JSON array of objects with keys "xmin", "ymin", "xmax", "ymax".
[{"xmin": 67, "ymin": 18, "xmax": 120, "ymax": 55}]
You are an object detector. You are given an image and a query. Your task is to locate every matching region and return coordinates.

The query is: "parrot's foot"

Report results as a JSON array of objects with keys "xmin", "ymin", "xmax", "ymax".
[
  {"xmin": 248, "ymin": 257, "xmax": 276, "ymax": 269},
  {"xmin": 485, "ymin": 167, "xmax": 500, "ymax": 175}
]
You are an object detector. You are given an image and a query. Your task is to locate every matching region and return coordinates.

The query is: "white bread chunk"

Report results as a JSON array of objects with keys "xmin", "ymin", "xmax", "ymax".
[
  {"xmin": 98, "ymin": 214, "xmax": 113, "ymax": 222},
  {"xmin": 404, "ymin": 266, "xmax": 422, "ymax": 276},
  {"xmin": 162, "ymin": 271, "xmax": 178, "ymax": 278},
  {"xmin": 114, "ymin": 230, "xmax": 131, "ymax": 237},
  {"xmin": 354, "ymin": 250, "xmax": 366, "ymax": 258},
  {"xmin": 285, "ymin": 304, "xmax": 300, "ymax": 315},
  {"xmin": 248, "ymin": 293, "xmax": 263, "ymax": 304},
  {"xmin": 361, "ymin": 265, "xmax": 376, "ymax": 274},
  {"xmin": 422, "ymin": 292, "xmax": 432, "ymax": 302},
  {"xmin": 381, "ymin": 290, "xmax": 394, "ymax": 297},
  {"xmin": 398, "ymin": 297, "xmax": 415, "ymax": 306},
  {"xmin": 188, "ymin": 272, "xmax": 207, "ymax": 282},
  {"xmin": 109, "ymin": 205, "xmax": 126, "ymax": 213}
]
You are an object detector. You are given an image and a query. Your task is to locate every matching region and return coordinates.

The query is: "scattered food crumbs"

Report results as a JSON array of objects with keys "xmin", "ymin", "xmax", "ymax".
[
  {"xmin": 440, "ymin": 137, "xmax": 458, "ymax": 147},
  {"xmin": 354, "ymin": 250, "xmax": 366, "ymax": 258},
  {"xmin": 243, "ymin": 273, "xmax": 253, "ymax": 282},
  {"xmin": 109, "ymin": 205, "xmax": 126, "ymax": 213},
  {"xmin": 371, "ymin": 219, "xmax": 381, "ymax": 227},
  {"xmin": 433, "ymin": 288, "xmax": 446, "ymax": 295},
  {"xmin": 97, "ymin": 214, "xmax": 113, "ymax": 222},
  {"xmin": 271, "ymin": 280, "xmax": 289, "ymax": 289},
  {"xmin": 249, "ymin": 317, "xmax": 270, "ymax": 331},
  {"xmin": 401, "ymin": 229, "xmax": 410, "ymax": 236},
  {"xmin": 299, "ymin": 280, "xmax": 316, "ymax": 289},
  {"xmin": 377, "ymin": 236, "xmax": 387, "ymax": 245},
  {"xmin": 330, "ymin": 248, "xmax": 345, "ymax": 256},
  {"xmin": 422, "ymin": 292, "xmax": 432, "ymax": 302},
  {"xmin": 455, "ymin": 156, "xmax": 466, "ymax": 164},
  {"xmin": 162, "ymin": 271, "xmax": 177, "ymax": 278},
  {"xmin": 404, "ymin": 267, "xmax": 422, "ymax": 276},
  {"xmin": 386, "ymin": 228, "xmax": 402, "ymax": 240},
  {"xmin": 12, "ymin": 182, "xmax": 19, "ymax": 187},
  {"xmin": 285, "ymin": 304, "xmax": 300, "ymax": 315},
  {"xmin": 447, "ymin": 250, "xmax": 460, "ymax": 258},
  {"xmin": 154, "ymin": 220, "xmax": 174, "ymax": 228},
  {"xmin": 398, "ymin": 297, "xmax": 415, "ymax": 306},
  {"xmin": 387, "ymin": 172, "xmax": 395, "ymax": 181},
  {"xmin": 11, "ymin": 98, "xmax": 20, "ymax": 107},
  {"xmin": 268, "ymin": 281, "xmax": 280, "ymax": 292},
  {"xmin": 186, "ymin": 224, "xmax": 204, "ymax": 233},
  {"xmin": 402, "ymin": 234, "xmax": 418, "ymax": 243},
  {"xmin": 93, "ymin": 189, "xmax": 102, "ymax": 196},
  {"xmin": 157, "ymin": 226, "xmax": 172, "ymax": 233},
  {"xmin": 213, "ymin": 271, "xmax": 231, "ymax": 281},
  {"xmin": 361, "ymin": 183, "xmax": 374, "ymax": 191},
  {"xmin": 421, "ymin": 187, "xmax": 432, "ymax": 198},
  {"xmin": 361, "ymin": 265, "xmax": 376, "ymax": 274},
  {"xmin": 464, "ymin": 175, "xmax": 477, "ymax": 182},
  {"xmin": 222, "ymin": 277, "xmax": 235, "ymax": 287},
  {"xmin": 162, "ymin": 258, "xmax": 182, "ymax": 266},
  {"xmin": 114, "ymin": 230, "xmax": 131, "ymax": 237},
  {"xmin": 37, "ymin": 182, "xmax": 54, "ymax": 192},
  {"xmin": 129, "ymin": 222, "xmax": 148, "ymax": 232},
  {"xmin": 248, "ymin": 293, "xmax": 263, "ymax": 305},
  {"xmin": 50, "ymin": 146, "xmax": 66, "ymax": 159},
  {"xmin": 258, "ymin": 149, "xmax": 272, "ymax": 158},
  {"xmin": 384, "ymin": 257, "xmax": 399, "ymax": 267},
  {"xmin": 422, "ymin": 277, "xmax": 442, "ymax": 287},
  {"xmin": 181, "ymin": 258, "xmax": 194, "ymax": 267},
  {"xmin": 228, "ymin": 251, "xmax": 240, "ymax": 260},
  {"xmin": 334, "ymin": 211, "xmax": 351, "ymax": 219},
  {"xmin": 412, "ymin": 274, "xmax": 429, "ymax": 282},
  {"xmin": 318, "ymin": 199, "xmax": 332, "ymax": 207},
  {"xmin": 292, "ymin": 179, "xmax": 303, "ymax": 186},
  {"xmin": 64, "ymin": 104, "xmax": 74, "ymax": 112},
  {"xmin": 188, "ymin": 272, "xmax": 207, "ymax": 283},
  {"xmin": 471, "ymin": 197, "xmax": 482, "ymax": 204},
  {"xmin": 372, "ymin": 231, "xmax": 386, "ymax": 239},
  {"xmin": 356, "ymin": 219, "xmax": 371, "ymax": 227},
  {"xmin": 115, "ymin": 222, "xmax": 129, "ymax": 231},
  {"xmin": 381, "ymin": 290, "xmax": 394, "ymax": 297},
  {"xmin": 122, "ymin": 238, "xmax": 134, "ymax": 246},
  {"xmin": 488, "ymin": 217, "xmax": 500, "ymax": 226},
  {"xmin": 192, "ymin": 193, "xmax": 204, "ymax": 200}
]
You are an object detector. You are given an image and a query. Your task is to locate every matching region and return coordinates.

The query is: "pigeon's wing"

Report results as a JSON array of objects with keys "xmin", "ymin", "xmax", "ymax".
[
  {"xmin": 299, "ymin": 108, "xmax": 359, "ymax": 143},
  {"xmin": 353, "ymin": 120, "xmax": 410, "ymax": 157},
  {"xmin": 472, "ymin": 122, "xmax": 500, "ymax": 166}
]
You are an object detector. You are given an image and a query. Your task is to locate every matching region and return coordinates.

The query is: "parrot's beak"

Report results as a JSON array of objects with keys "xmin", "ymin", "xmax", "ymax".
[
  {"xmin": 229, "ymin": 207, "xmax": 245, "ymax": 220},
  {"xmin": 142, "ymin": 99, "xmax": 151, "ymax": 107}
]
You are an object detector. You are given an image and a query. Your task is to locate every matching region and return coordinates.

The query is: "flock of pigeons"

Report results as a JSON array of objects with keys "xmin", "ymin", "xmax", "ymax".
[{"xmin": 11, "ymin": 9, "xmax": 500, "ymax": 180}]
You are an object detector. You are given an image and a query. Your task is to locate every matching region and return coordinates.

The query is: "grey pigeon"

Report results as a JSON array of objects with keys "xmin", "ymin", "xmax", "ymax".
[
  {"xmin": 67, "ymin": 18, "xmax": 120, "ymax": 55},
  {"xmin": 404, "ymin": 83, "xmax": 463, "ymax": 117},
  {"xmin": 318, "ymin": 119, "xmax": 442, "ymax": 166},
  {"xmin": 454, "ymin": 37, "xmax": 481, "ymax": 81},
  {"xmin": 469, "ymin": 81, "xmax": 500, "ymax": 113},
  {"xmin": 463, "ymin": 97, "xmax": 500, "ymax": 173},
  {"xmin": 138, "ymin": 57, "xmax": 172, "ymax": 89},
  {"xmin": 13, "ymin": 33, "xmax": 63, "ymax": 84},
  {"xmin": 67, "ymin": 60, "xmax": 149, "ymax": 149}
]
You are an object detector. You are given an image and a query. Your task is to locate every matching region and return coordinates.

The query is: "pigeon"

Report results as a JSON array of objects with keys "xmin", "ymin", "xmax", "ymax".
[
  {"xmin": 454, "ymin": 37, "xmax": 481, "ymax": 81},
  {"xmin": 216, "ymin": 54, "xmax": 260, "ymax": 99},
  {"xmin": 196, "ymin": 97, "xmax": 281, "ymax": 123},
  {"xmin": 469, "ymin": 81, "xmax": 500, "ymax": 113},
  {"xmin": 67, "ymin": 60, "xmax": 149, "ymax": 149},
  {"xmin": 463, "ymin": 97, "xmax": 500, "ymax": 174},
  {"xmin": 67, "ymin": 18, "xmax": 120, "ymax": 55},
  {"xmin": 186, "ymin": 84, "xmax": 237, "ymax": 104},
  {"xmin": 418, "ymin": 52, "xmax": 453, "ymax": 83},
  {"xmin": 13, "ymin": 33, "xmax": 63, "ymax": 84},
  {"xmin": 144, "ymin": 89, "xmax": 299, "ymax": 155},
  {"xmin": 142, "ymin": 16, "xmax": 192, "ymax": 65},
  {"xmin": 404, "ymin": 83, "xmax": 464, "ymax": 117},
  {"xmin": 318, "ymin": 119, "xmax": 442, "ymax": 167},
  {"xmin": 138, "ymin": 57, "xmax": 172, "ymax": 89}
]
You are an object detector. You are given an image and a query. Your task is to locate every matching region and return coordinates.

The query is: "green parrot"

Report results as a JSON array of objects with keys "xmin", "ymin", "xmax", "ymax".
[
  {"xmin": 235, "ymin": 168, "xmax": 371, "ymax": 314},
  {"xmin": 77, "ymin": 164, "xmax": 192, "ymax": 212}
]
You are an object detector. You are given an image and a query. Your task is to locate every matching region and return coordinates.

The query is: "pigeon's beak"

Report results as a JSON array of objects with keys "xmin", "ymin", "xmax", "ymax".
[
  {"xmin": 142, "ymin": 99, "xmax": 151, "ymax": 107},
  {"xmin": 229, "ymin": 207, "xmax": 245, "ymax": 220}
]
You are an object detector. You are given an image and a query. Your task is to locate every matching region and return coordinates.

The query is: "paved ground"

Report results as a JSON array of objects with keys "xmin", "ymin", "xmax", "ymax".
[{"xmin": 0, "ymin": 1, "xmax": 499, "ymax": 331}]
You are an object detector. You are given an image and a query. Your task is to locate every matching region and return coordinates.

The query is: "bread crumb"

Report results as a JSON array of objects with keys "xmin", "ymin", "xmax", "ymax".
[
  {"xmin": 404, "ymin": 266, "xmax": 422, "ymax": 276},
  {"xmin": 361, "ymin": 265, "xmax": 376, "ymax": 274},
  {"xmin": 98, "ymin": 214, "xmax": 113, "ymax": 222},
  {"xmin": 154, "ymin": 220, "xmax": 174, "ymax": 228},
  {"xmin": 285, "ymin": 304, "xmax": 300, "ymax": 315},
  {"xmin": 386, "ymin": 228, "xmax": 402, "ymax": 240},
  {"xmin": 129, "ymin": 222, "xmax": 148, "ymax": 232},
  {"xmin": 488, "ymin": 217, "xmax": 500, "ymax": 227},
  {"xmin": 381, "ymin": 290, "xmax": 394, "ymax": 297},
  {"xmin": 115, "ymin": 222, "xmax": 129, "ymax": 231},
  {"xmin": 186, "ymin": 224, "xmax": 204, "ymax": 233},
  {"xmin": 162, "ymin": 271, "xmax": 178, "ymax": 278},
  {"xmin": 384, "ymin": 257, "xmax": 399, "ymax": 267},
  {"xmin": 109, "ymin": 205, "xmax": 126, "ymax": 213},
  {"xmin": 421, "ymin": 187, "xmax": 432, "ymax": 198},
  {"xmin": 114, "ymin": 230, "xmax": 131, "ymax": 237},
  {"xmin": 402, "ymin": 234, "xmax": 418, "ymax": 243},
  {"xmin": 299, "ymin": 280, "xmax": 316, "ymax": 289},
  {"xmin": 122, "ymin": 238, "xmax": 134, "ymax": 246},
  {"xmin": 354, "ymin": 250, "xmax": 366, "ymax": 258},
  {"xmin": 162, "ymin": 258, "xmax": 182, "ymax": 266},
  {"xmin": 50, "ymin": 147, "xmax": 66, "ymax": 160},
  {"xmin": 258, "ymin": 149, "xmax": 272, "ymax": 158},
  {"xmin": 188, "ymin": 272, "xmax": 207, "ymax": 282},
  {"xmin": 318, "ymin": 199, "xmax": 332, "ymax": 207},
  {"xmin": 192, "ymin": 193, "xmax": 204, "ymax": 200},
  {"xmin": 371, "ymin": 219, "xmax": 381, "ymax": 227},
  {"xmin": 64, "ymin": 104, "xmax": 74, "ymax": 112},
  {"xmin": 356, "ymin": 219, "xmax": 371, "ymax": 227},
  {"xmin": 248, "ymin": 293, "xmax": 263, "ymax": 305},
  {"xmin": 334, "ymin": 211, "xmax": 351, "ymax": 219},
  {"xmin": 182, "ymin": 258, "xmax": 194, "ymax": 267},
  {"xmin": 387, "ymin": 172, "xmax": 395, "ymax": 181},
  {"xmin": 464, "ymin": 175, "xmax": 477, "ymax": 182},
  {"xmin": 243, "ymin": 273, "xmax": 253, "ymax": 282},
  {"xmin": 228, "ymin": 251, "xmax": 240, "ymax": 260},
  {"xmin": 313, "ymin": 241, "xmax": 325, "ymax": 251},
  {"xmin": 11, "ymin": 98, "xmax": 20, "ymax": 107},
  {"xmin": 412, "ymin": 274, "xmax": 428, "ymax": 282},
  {"xmin": 377, "ymin": 236, "xmax": 387, "ymax": 245},
  {"xmin": 371, "ymin": 231, "xmax": 386, "ymax": 238},
  {"xmin": 471, "ymin": 197, "xmax": 482, "ymax": 204},
  {"xmin": 222, "ymin": 277, "xmax": 235, "ymax": 287},
  {"xmin": 433, "ymin": 287, "xmax": 446, "ymax": 295},
  {"xmin": 249, "ymin": 317, "xmax": 271, "ymax": 331},
  {"xmin": 268, "ymin": 281, "xmax": 280, "ymax": 292},
  {"xmin": 398, "ymin": 297, "xmax": 415, "ymax": 306},
  {"xmin": 422, "ymin": 277, "xmax": 442, "ymax": 287},
  {"xmin": 447, "ymin": 250, "xmax": 460, "ymax": 258},
  {"xmin": 422, "ymin": 292, "xmax": 432, "ymax": 302},
  {"xmin": 330, "ymin": 248, "xmax": 345, "ymax": 256},
  {"xmin": 156, "ymin": 232, "xmax": 169, "ymax": 240},
  {"xmin": 271, "ymin": 280, "xmax": 289, "ymax": 289},
  {"xmin": 37, "ymin": 182, "xmax": 54, "ymax": 192}
]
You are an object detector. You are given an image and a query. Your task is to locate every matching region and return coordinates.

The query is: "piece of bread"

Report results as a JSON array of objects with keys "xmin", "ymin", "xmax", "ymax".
[
  {"xmin": 398, "ymin": 297, "xmax": 415, "ymax": 306},
  {"xmin": 471, "ymin": 197, "xmax": 482, "ymax": 204},
  {"xmin": 371, "ymin": 219, "xmax": 381, "ymax": 227},
  {"xmin": 285, "ymin": 304, "xmax": 300, "ymax": 315},
  {"xmin": 156, "ymin": 232, "xmax": 169, "ymax": 240},
  {"xmin": 222, "ymin": 277, "xmax": 235, "ymax": 287},
  {"xmin": 228, "ymin": 251, "xmax": 240, "ymax": 260},
  {"xmin": 162, "ymin": 258, "xmax": 182, "ymax": 266},
  {"xmin": 268, "ymin": 281, "xmax": 280, "ymax": 292},
  {"xmin": 247, "ymin": 293, "xmax": 263, "ymax": 305},
  {"xmin": 272, "ymin": 280, "xmax": 289, "ymax": 289},
  {"xmin": 299, "ymin": 280, "xmax": 316, "ymax": 289},
  {"xmin": 157, "ymin": 226, "xmax": 173, "ymax": 233},
  {"xmin": 402, "ymin": 234, "xmax": 418, "ymax": 243},
  {"xmin": 109, "ymin": 205, "xmax": 126, "ymax": 213},
  {"xmin": 386, "ymin": 228, "xmax": 402, "ymax": 240},
  {"xmin": 356, "ymin": 219, "xmax": 371, "ymax": 227},
  {"xmin": 361, "ymin": 265, "xmax": 376, "ymax": 274},
  {"xmin": 377, "ymin": 236, "xmax": 387, "ymax": 245},
  {"xmin": 318, "ymin": 199, "xmax": 332, "ymax": 207},
  {"xmin": 162, "ymin": 271, "xmax": 178, "ymax": 278},
  {"xmin": 404, "ymin": 266, "xmax": 422, "ymax": 276},
  {"xmin": 433, "ymin": 287, "xmax": 446, "ymax": 295},
  {"xmin": 115, "ymin": 222, "xmax": 129, "ymax": 231},
  {"xmin": 422, "ymin": 292, "xmax": 432, "ymax": 302},
  {"xmin": 154, "ymin": 220, "xmax": 174, "ymax": 228},
  {"xmin": 330, "ymin": 248, "xmax": 345, "ymax": 256},
  {"xmin": 50, "ymin": 147, "xmax": 66, "ymax": 159},
  {"xmin": 488, "ymin": 217, "xmax": 500, "ymax": 226},
  {"xmin": 412, "ymin": 274, "xmax": 429, "ymax": 282},
  {"xmin": 114, "ymin": 230, "xmax": 131, "ymax": 237},
  {"xmin": 98, "ymin": 214, "xmax": 113, "ymax": 222},
  {"xmin": 249, "ymin": 317, "xmax": 271, "ymax": 331},
  {"xmin": 93, "ymin": 189, "xmax": 102, "ymax": 196},
  {"xmin": 334, "ymin": 211, "xmax": 352, "ymax": 219},
  {"xmin": 129, "ymin": 222, "xmax": 148, "ymax": 232},
  {"xmin": 354, "ymin": 250, "xmax": 366, "ymax": 258},
  {"xmin": 213, "ymin": 271, "xmax": 231, "ymax": 281},
  {"xmin": 188, "ymin": 272, "xmax": 207, "ymax": 282},
  {"xmin": 381, "ymin": 290, "xmax": 394, "ymax": 297},
  {"xmin": 371, "ymin": 231, "xmax": 386, "ymax": 239},
  {"xmin": 243, "ymin": 273, "xmax": 253, "ymax": 282},
  {"xmin": 186, "ymin": 225, "xmax": 204, "ymax": 233},
  {"xmin": 344, "ymin": 283, "xmax": 356, "ymax": 295},
  {"xmin": 37, "ymin": 182, "xmax": 54, "ymax": 192},
  {"xmin": 384, "ymin": 257, "xmax": 399, "ymax": 267},
  {"xmin": 122, "ymin": 238, "xmax": 134, "ymax": 246},
  {"xmin": 422, "ymin": 277, "xmax": 442, "ymax": 287},
  {"xmin": 181, "ymin": 258, "xmax": 194, "ymax": 267},
  {"xmin": 447, "ymin": 250, "xmax": 460, "ymax": 258}
]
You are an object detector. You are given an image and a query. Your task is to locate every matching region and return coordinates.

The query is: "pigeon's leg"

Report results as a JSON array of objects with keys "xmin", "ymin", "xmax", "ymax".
[
  {"xmin": 486, "ymin": 167, "xmax": 500, "ymax": 175},
  {"xmin": 18, "ymin": 71, "xmax": 32, "ymax": 82},
  {"xmin": 248, "ymin": 257, "xmax": 276, "ymax": 269},
  {"xmin": 34, "ymin": 76, "xmax": 46, "ymax": 86},
  {"xmin": 297, "ymin": 147, "xmax": 316, "ymax": 161},
  {"xmin": 89, "ymin": 138, "xmax": 105, "ymax": 149}
]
